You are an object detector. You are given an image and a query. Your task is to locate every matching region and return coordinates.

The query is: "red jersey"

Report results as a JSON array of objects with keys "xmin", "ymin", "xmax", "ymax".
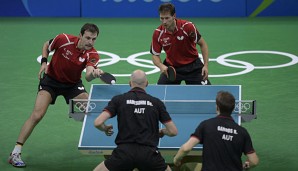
[
  {"xmin": 47, "ymin": 33, "xmax": 100, "ymax": 83},
  {"xmin": 151, "ymin": 19, "xmax": 201, "ymax": 67}
]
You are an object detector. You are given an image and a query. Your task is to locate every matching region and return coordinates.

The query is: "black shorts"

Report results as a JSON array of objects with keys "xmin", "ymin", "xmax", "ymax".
[
  {"xmin": 157, "ymin": 58, "xmax": 211, "ymax": 85},
  {"xmin": 38, "ymin": 74, "xmax": 87, "ymax": 105},
  {"xmin": 104, "ymin": 143, "xmax": 167, "ymax": 171}
]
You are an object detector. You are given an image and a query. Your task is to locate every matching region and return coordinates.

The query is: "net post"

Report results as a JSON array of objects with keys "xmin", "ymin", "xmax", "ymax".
[
  {"xmin": 252, "ymin": 100, "xmax": 257, "ymax": 116},
  {"xmin": 69, "ymin": 99, "xmax": 74, "ymax": 115}
]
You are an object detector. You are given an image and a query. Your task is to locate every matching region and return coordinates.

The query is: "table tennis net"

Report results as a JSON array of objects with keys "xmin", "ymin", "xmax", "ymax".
[{"xmin": 69, "ymin": 99, "xmax": 256, "ymax": 116}]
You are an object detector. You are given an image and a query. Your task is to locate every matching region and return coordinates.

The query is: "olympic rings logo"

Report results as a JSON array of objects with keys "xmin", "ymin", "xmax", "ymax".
[
  {"xmin": 75, "ymin": 102, "xmax": 97, "ymax": 113},
  {"xmin": 37, "ymin": 50, "xmax": 298, "ymax": 77},
  {"xmin": 234, "ymin": 102, "xmax": 251, "ymax": 113}
]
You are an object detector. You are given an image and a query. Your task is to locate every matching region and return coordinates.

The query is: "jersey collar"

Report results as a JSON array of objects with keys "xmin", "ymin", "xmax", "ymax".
[
  {"xmin": 75, "ymin": 38, "xmax": 86, "ymax": 54},
  {"xmin": 130, "ymin": 87, "xmax": 147, "ymax": 94},
  {"xmin": 164, "ymin": 19, "xmax": 179, "ymax": 34},
  {"xmin": 217, "ymin": 115, "xmax": 234, "ymax": 121}
]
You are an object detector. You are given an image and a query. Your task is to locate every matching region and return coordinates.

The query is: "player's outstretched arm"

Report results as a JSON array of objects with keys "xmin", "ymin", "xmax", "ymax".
[
  {"xmin": 160, "ymin": 121, "xmax": 178, "ymax": 137},
  {"xmin": 173, "ymin": 137, "xmax": 199, "ymax": 166},
  {"xmin": 94, "ymin": 111, "xmax": 113, "ymax": 136},
  {"xmin": 85, "ymin": 66, "xmax": 103, "ymax": 82},
  {"xmin": 243, "ymin": 152, "xmax": 259, "ymax": 169},
  {"xmin": 152, "ymin": 55, "xmax": 167, "ymax": 75},
  {"xmin": 38, "ymin": 41, "xmax": 50, "ymax": 79},
  {"xmin": 197, "ymin": 37, "xmax": 209, "ymax": 80}
]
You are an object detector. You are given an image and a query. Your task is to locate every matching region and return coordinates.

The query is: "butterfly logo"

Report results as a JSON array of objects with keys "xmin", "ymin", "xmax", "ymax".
[
  {"xmin": 177, "ymin": 36, "xmax": 184, "ymax": 40},
  {"xmin": 201, "ymin": 80, "xmax": 208, "ymax": 85},
  {"xmin": 79, "ymin": 57, "xmax": 85, "ymax": 62},
  {"xmin": 78, "ymin": 86, "xmax": 85, "ymax": 90}
]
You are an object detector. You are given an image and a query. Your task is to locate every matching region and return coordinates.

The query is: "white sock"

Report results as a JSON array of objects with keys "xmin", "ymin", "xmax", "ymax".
[{"xmin": 12, "ymin": 144, "xmax": 22, "ymax": 154}]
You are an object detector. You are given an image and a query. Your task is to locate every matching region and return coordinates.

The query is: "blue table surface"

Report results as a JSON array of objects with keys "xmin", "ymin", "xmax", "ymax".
[{"xmin": 78, "ymin": 85, "xmax": 241, "ymax": 152}]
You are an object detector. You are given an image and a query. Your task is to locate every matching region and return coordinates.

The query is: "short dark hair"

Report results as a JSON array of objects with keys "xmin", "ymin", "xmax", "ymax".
[
  {"xmin": 80, "ymin": 23, "xmax": 99, "ymax": 37},
  {"xmin": 216, "ymin": 91, "xmax": 235, "ymax": 116},
  {"xmin": 158, "ymin": 3, "xmax": 176, "ymax": 16}
]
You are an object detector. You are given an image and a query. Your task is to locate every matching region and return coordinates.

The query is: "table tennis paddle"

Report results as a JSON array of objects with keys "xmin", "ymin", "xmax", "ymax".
[
  {"xmin": 167, "ymin": 66, "xmax": 176, "ymax": 81},
  {"xmin": 99, "ymin": 72, "xmax": 116, "ymax": 84}
]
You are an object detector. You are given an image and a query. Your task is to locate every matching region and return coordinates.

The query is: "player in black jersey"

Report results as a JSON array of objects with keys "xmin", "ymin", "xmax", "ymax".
[
  {"xmin": 94, "ymin": 70, "xmax": 178, "ymax": 171},
  {"xmin": 174, "ymin": 91, "xmax": 259, "ymax": 171}
]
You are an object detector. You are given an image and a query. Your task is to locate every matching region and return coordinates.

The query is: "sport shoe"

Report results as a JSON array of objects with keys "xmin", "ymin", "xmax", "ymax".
[{"xmin": 8, "ymin": 153, "xmax": 26, "ymax": 167}]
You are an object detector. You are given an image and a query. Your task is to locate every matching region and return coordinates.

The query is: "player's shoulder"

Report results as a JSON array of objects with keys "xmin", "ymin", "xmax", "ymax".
[
  {"xmin": 111, "ymin": 94, "xmax": 123, "ymax": 102},
  {"xmin": 178, "ymin": 19, "xmax": 195, "ymax": 29},
  {"xmin": 203, "ymin": 117, "xmax": 217, "ymax": 124},
  {"xmin": 87, "ymin": 48, "xmax": 99, "ymax": 56},
  {"xmin": 148, "ymin": 94, "xmax": 161, "ymax": 102},
  {"xmin": 55, "ymin": 33, "xmax": 76, "ymax": 39},
  {"xmin": 154, "ymin": 25, "xmax": 165, "ymax": 33},
  {"xmin": 237, "ymin": 124, "xmax": 250, "ymax": 133},
  {"xmin": 151, "ymin": 96, "xmax": 166, "ymax": 107},
  {"xmin": 53, "ymin": 33, "xmax": 78, "ymax": 45},
  {"xmin": 202, "ymin": 117, "xmax": 223, "ymax": 126},
  {"xmin": 177, "ymin": 18, "xmax": 188, "ymax": 23}
]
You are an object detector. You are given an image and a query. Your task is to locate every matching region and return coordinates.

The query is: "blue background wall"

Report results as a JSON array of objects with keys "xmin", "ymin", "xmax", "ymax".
[
  {"xmin": 0, "ymin": 0, "xmax": 297, "ymax": 17},
  {"xmin": 81, "ymin": 0, "xmax": 246, "ymax": 18}
]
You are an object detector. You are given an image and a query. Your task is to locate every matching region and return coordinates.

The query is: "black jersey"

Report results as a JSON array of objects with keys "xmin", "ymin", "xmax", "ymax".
[
  {"xmin": 104, "ymin": 87, "xmax": 172, "ymax": 147},
  {"xmin": 192, "ymin": 115, "xmax": 255, "ymax": 171}
]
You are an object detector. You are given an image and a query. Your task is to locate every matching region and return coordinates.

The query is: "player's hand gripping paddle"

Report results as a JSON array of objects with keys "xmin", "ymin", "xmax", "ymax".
[
  {"xmin": 167, "ymin": 66, "xmax": 176, "ymax": 81},
  {"xmin": 99, "ymin": 72, "xmax": 116, "ymax": 85}
]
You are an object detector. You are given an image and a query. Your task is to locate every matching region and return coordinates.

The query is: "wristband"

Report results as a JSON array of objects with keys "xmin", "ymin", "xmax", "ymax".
[{"xmin": 41, "ymin": 57, "xmax": 48, "ymax": 65}]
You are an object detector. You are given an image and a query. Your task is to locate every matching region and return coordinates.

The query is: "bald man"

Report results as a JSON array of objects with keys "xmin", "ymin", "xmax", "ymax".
[{"xmin": 94, "ymin": 70, "xmax": 178, "ymax": 171}]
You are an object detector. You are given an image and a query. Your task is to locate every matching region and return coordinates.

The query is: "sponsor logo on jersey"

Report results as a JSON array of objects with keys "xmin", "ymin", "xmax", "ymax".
[
  {"xmin": 177, "ymin": 36, "xmax": 184, "ymax": 40},
  {"xmin": 201, "ymin": 80, "xmax": 208, "ymax": 85},
  {"xmin": 78, "ymin": 86, "xmax": 85, "ymax": 90},
  {"xmin": 79, "ymin": 57, "xmax": 85, "ymax": 62}
]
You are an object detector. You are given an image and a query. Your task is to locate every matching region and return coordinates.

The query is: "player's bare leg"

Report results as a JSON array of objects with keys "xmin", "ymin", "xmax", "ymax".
[
  {"xmin": 93, "ymin": 161, "xmax": 109, "ymax": 171},
  {"xmin": 8, "ymin": 90, "xmax": 52, "ymax": 167},
  {"xmin": 74, "ymin": 92, "xmax": 89, "ymax": 99},
  {"xmin": 166, "ymin": 165, "xmax": 172, "ymax": 171},
  {"xmin": 70, "ymin": 92, "xmax": 90, "ymax": 121},
  {"xmin": 73, "ymin": 92, "xmax": 89, "ymax": 111}
]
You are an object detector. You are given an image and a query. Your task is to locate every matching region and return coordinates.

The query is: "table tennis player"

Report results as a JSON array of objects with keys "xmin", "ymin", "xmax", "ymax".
[
  {"xmin": 150, "ymin": 2, "xmax": 211, "ymax": 85},
  {"xmin": 93, "ymin": 69, "xmax": 178, "ymax": 171},
  {"xmin": 8, "ymin": 23, "xmax": 103, "ymax": 168},
  {"xmin": 173, "ymin": 91, "xmax": 259, "ymax": 171}
]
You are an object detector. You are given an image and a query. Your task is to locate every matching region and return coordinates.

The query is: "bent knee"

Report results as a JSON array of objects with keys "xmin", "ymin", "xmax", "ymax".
[
  {"xmin": 74, "ymin": 92, "xmax": 89, "ymax": 99},
  {"xmin": 30, "ymin": 110, "xmax": 46, "ymax": 123}
]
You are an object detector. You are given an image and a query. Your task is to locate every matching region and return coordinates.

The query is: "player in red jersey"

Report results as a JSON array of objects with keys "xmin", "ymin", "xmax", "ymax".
[
  {"xmin": 151, "ymin": 3, "xmax": 211, "ymax": 85},
  {"xmin": 8, "ymin": 23, "xmax": 103, "ymax": 168}
]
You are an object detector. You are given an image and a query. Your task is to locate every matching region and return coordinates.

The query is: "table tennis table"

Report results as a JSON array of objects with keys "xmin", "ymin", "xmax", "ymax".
[{"xmin": 76, "ymin": 84, "xmax": 243, "ymax": 167}]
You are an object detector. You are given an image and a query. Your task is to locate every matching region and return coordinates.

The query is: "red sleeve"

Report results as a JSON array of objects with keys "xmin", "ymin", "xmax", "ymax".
[
  {"xmin": 86, "ymin": 50, "xmax": 100, "ymax": 68},
  {"xmin": 150, "ymin": 27, "xmax": 163, "ymax": 56},
  {"xmin": 48, "ymin": 33, "xmax": 68, "ymax": 51},
  {"xmin": 183, "ymin": 22, "xmax": 202, "ymax": 43}
]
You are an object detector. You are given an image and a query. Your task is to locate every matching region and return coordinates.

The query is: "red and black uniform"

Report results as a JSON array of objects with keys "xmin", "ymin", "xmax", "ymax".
[
  {"xmin": 192, "ymin": 115, "xmax": 256, "ymax": 171},
  {"xmin": 103, "ymin": 87, "xmax": 172, "ymax": 171},
  {"xmin": 39, "ymin": 33, "xmax": 99, "ymax": 104},
  {"xmin": 151, "ymin": 19, "xmax": 211, "ymax": 85}
]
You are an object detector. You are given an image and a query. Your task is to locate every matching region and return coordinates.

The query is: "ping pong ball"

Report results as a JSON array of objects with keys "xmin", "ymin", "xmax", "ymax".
[{"xmin": 111, "ymin": 80, "xmax": 115, "ymax": 84}]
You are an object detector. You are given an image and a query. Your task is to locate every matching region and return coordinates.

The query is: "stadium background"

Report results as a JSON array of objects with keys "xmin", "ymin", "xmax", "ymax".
[{"xmin": 1, "ymin": 0, "xmax": 298, "ymax": 170}]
